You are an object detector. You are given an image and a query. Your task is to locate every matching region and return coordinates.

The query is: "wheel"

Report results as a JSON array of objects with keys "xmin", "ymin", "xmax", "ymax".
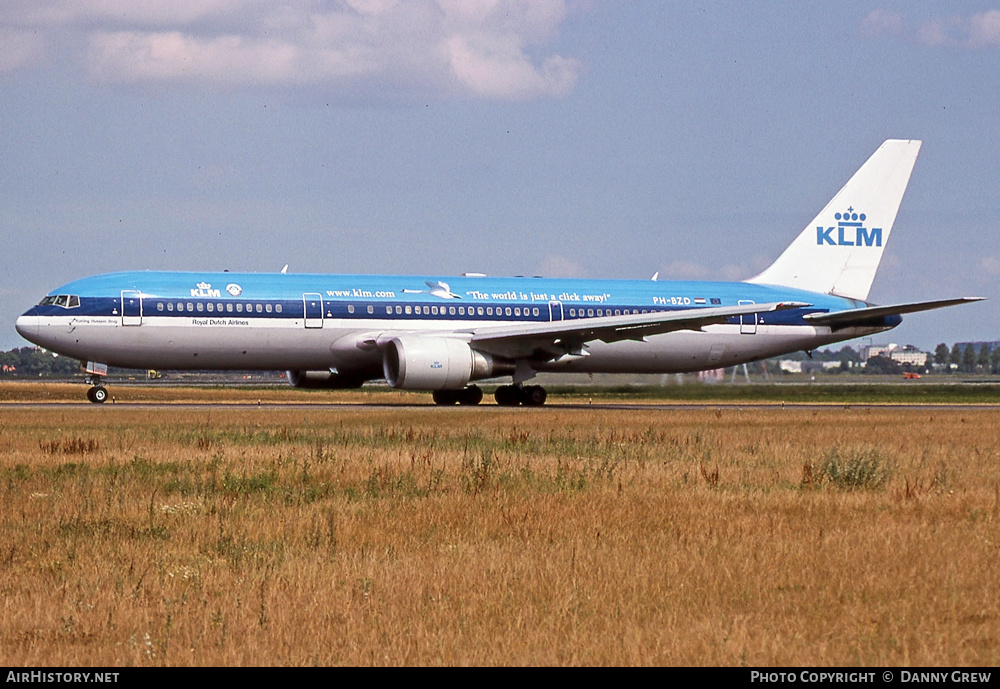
[
  {"xmin": 90, "ymin": 386, "xmax": 108, "ymax": 404},
  {"xmin": 86, "ymin": 387, "xmax": 96, "ymax": 403},
  {"xmin": 522, "ymin": 385, "xmax": 547, "ymax": 406},
  {"xmin": 432, "ymin": 389, "xmax": 459, "ymax": 405},
  {"xmin": 458, "ymin": 386, "xmax": 483, "ymax": 405},
  {"xmin": 494, "ymin": 385, "xmax": 520, "ymax": 406}
]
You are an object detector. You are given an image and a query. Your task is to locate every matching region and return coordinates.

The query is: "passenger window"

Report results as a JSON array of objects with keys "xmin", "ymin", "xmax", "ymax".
[
  {"xmin": 196, "ymin": 303, "xmax": 204, "ymax": 312},
  {"xmin": 227, "ymin": 303, "xmax": 233, "ymax": 313},
  {"xmin": 167, "ymin": 302, "xmax": 174, "ymax": 312},
  {"xmin": 187, "ymin": 302, "xmax": 194, "ymax": 311},
  {"xmin": 367, "ymin": 305, "xmax": 374, "ymax": 314},
  {"xmin": 449, "ymin": 306, "xmax": 456, "ymax": 315},
  {"xmin": 431, "ymin": 306, "xmax": 438, "ymax": 315},
  {"xmin": 395, "ymin": 306, "xmax": 402, "ymax": 315},
  {"xmin": 207, "ymin": 303, "xmax": 214, "ymax": 312},
  {"xmin": 236, "ymin": 303, "xmax": 243, "ymax": 312},
  {"xmin": 265, "ymin": 303, "xmax": 272, "ymax": 313},
  {"xmin": 255, "ymin": 304, "xmax": 263, "ymax": 313},
  {"xmin": 157, "ymin": 302, "xmax": 164, "ymax": 312},
  {"xmin": 276, "ymin": 304, "xmax": 282, "ymax": 313},
  {"xmin": 348, "ymin": 305, "xmax": 355, "ymax": 314}
]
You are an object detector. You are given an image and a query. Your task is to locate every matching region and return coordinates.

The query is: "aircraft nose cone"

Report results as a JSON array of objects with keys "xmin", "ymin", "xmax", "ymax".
[{"xmin": 15, "ymin": 314, "xmax": 38, "ymax": 342}]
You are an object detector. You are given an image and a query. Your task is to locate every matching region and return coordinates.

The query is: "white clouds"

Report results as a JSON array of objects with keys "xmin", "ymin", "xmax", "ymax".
[
  {"xmin": 980, "ymin": 256, "xmax": 1000, "ymax": 277},
  {"xmin": 862, "ymin": 8, "xmax": 1000, "ymax": 49},
  {"xmin": 967, "ymin": 10, "xmax": 1000, "ymax": 47},
  {"xmin": 0, "ymin": 29, "xmax": 46, "ymax": 73},
  {"xmin": 860, "ymin": 9, "xmax": 903, "ymax": 38},
  {"xmin": 658, "ymin": 261, "xmax": 750, "ymax": 282},
  {"xmin": 1, "ymin": 0, "xmax": 580, "ymax": 100},
  {"xmin": 536, "ymin": 254, "xmax": 586, "ymax": 278},
  {"xmin": 446, "ymin": 33, "xmax": 577, "ymax": 99}
]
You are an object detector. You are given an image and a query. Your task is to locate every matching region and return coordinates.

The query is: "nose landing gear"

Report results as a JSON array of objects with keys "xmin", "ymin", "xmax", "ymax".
[
  {"xmin": 83, "ymin": 364, "xmax": 110, "ymax": 403},
  {"xmin": 86, "ymin": 385, "xmax": 109, "ymax": 404}
]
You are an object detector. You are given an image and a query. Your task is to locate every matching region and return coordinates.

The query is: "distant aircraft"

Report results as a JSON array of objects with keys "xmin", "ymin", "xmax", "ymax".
[{"xmin": 15, "ymin": 139, "xmax": 982, "ymax": 404}]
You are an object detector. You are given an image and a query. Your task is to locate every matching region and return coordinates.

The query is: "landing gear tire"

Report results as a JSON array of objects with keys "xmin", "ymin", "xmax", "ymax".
[
  {"xmin": 522, "ymin": 385, "xmax": 547, "ymax": 407},
  {"xmin": 88, "ymin": 386, "xmax": 108, "ymax": 404},
  {"xmin": 494, "ymin": 385, "xmax": 520, "ymax": 406},
  {"xmin": 494, "ymin": 384, "xmax": 547, "ymax": 407},
  {"xmin": 458, "ymin": 385, "xmax": 483, "ymax": 406},
  {"xmin": 432, "ymin": 389, "xmax": 459, "ymax": 405},
  {"xmin": 433, "ymin": 386, "xmax": 484, "ymax": 406}
]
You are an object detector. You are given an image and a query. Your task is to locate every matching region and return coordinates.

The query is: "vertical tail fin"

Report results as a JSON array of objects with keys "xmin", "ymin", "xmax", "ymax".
[{"xmin": 746, "ymin": 139, "xmax": 922, "ymax": 301}]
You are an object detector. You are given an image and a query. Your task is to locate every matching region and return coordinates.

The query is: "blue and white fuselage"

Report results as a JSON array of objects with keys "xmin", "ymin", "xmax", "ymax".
[
  {"xmin": 13, "ymin": 140, "xmax": 983, "ymax": 404},
  {"xmin": 15, "ymin": 271, "xmax": 870, "ymax": 372}
]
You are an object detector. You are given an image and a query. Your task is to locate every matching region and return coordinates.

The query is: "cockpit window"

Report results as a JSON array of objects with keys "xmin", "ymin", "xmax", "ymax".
[{"xmin": 37, "ymin": 295, "xmax": 80, "ymax": 308}]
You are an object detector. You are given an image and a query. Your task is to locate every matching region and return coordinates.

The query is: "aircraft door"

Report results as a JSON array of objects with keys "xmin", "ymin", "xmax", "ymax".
[
  {"xmin": 548, "ymin": 301, "xmax": 564, "ymax": 321},
  {"xmin": 738, "ymin": 300, "xmax": 757, "ymax": 335},
  {"xmin": 303, "ymin": 293, "xmax": 323, "ymax": 328},
  {"xmin": 122, "ymin": 290, "xmax": 142, "ymax": 326}
]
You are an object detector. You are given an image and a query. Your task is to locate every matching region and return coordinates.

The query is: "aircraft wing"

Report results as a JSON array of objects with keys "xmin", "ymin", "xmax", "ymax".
[
  {"xmin": 802, "ymin": 297, "xmax": 984, "ymax": 328},
  {"xmin": 459, "ymin": 301, "xmax": 810, "ymax": 360}
]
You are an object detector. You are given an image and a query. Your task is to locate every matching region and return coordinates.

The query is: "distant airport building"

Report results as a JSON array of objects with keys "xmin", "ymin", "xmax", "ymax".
[{"xmin": 860, "ymin": 343, "xmax": 928, "ymax": 367}]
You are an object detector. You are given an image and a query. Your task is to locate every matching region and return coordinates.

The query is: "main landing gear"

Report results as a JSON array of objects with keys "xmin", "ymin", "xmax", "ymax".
[
  {"xmin": 494, "ymin": 384, "xmax": 547, "ymax": 407},
  {"xmin": 432, "ymin": 386, "xmax": 485, "ymax": 406},
  {"xmin": 430, "ymin": 384, "xmax": 548, "ymax": 406}
]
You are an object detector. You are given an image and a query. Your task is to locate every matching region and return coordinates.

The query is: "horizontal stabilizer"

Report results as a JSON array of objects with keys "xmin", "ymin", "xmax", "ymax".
[{"xmin": 803, "ymin": 297, "xmax": 985, "ymax": 327}]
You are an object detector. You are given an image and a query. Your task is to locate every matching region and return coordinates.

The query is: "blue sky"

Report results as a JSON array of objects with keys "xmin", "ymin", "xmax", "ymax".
[{"xmin": 2, "ymin": 1, "xmax": 997, "ymax": 351}]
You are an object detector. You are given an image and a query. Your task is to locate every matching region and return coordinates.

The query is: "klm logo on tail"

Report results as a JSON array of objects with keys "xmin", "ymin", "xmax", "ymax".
[{"xmin": 816, "ymin": 208, "xmax": 882, "ymax": 247}]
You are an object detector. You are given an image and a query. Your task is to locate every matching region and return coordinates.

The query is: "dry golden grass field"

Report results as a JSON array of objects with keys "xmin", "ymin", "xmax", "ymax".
[{"xmin": 1, "ymin": 383, "xmax": 998, "ymax": 666}]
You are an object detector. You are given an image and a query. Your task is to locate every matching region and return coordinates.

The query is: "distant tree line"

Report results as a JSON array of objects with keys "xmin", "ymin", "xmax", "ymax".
[
  {"xmin": 933, "ymin": 342, "xmax": 1000, "ymax": 375},
  {"xmin": 0, "ymin": 347, "xmax": 81, "ymax": 377}
]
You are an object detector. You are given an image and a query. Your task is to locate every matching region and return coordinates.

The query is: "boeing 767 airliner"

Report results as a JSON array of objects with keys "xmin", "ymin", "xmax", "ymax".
[{"xmin": 15, "ymin": 140, "xmax": 983, "ymax": 404}]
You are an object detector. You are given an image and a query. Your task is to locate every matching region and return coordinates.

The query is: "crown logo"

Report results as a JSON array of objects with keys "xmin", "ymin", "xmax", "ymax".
[
  {"xmin": 834, "ymin": 208, "xmax": 866, "ymax": 223},
  {"xmin": 197, "ymin": 281, "xmax": 211, "ymax": 290}
]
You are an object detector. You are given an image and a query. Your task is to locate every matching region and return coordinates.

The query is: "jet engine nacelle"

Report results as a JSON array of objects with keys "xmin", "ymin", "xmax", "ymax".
[
  {"xmin": 285, "ymin": 370, "xmax": 365, "ymax": 389},
  {"xmin": 382, "ymin": 337, "xmax": 511, "ymax": 390}
]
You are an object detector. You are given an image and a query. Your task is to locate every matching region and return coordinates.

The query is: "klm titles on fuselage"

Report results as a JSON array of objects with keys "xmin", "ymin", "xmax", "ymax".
[
  {"xmin": 190, "ymin": 282, "xmax": 222, "ymax": 298},
  {"xmin": 189, "ymin": 282, "xmax": 243, "ymax": 298},
  {"xmin": 816, "ymin": 209, "xmax": 882, "ymax": 247}
]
